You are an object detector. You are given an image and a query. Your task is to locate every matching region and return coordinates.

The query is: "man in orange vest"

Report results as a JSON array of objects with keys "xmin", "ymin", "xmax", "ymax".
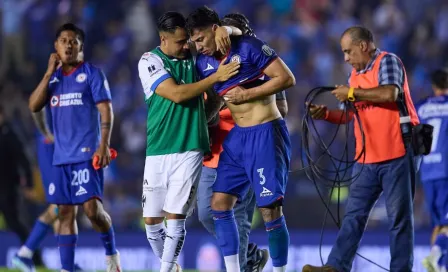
[{"xmin": 302, "ymin": 26, "xmax": 420, "ymax": 272}]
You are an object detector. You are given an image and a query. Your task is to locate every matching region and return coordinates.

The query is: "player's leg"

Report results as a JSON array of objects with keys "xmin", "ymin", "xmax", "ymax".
[
  {"xmin": 428, "ymin": 179, "xmax": 448, "ymax": 271},
  {"xmin": 382, "ymin": 150, "xmax": 416, "ymax": 272},
  {"xmin": 197, "ymin": 166, "xmax": 217, "ymax": 235},
  {"xmin": 212, "ymin": 139, "xmax": 249, "ymax": 272},
  {"xmin": 161, "ymin": 150, "xmax": 204, "ymax": 272},
  {"xmin": 142, "ymin": 155, "xmax": 168, "ymax": 262},
  {"xmin": 58, "ymin": 204, "xmax": 78, "ymax": 272}
]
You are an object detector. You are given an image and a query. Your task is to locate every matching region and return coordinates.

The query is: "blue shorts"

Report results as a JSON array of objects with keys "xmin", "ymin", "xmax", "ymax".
[
  {"xmin": 213, "ymin": 119, "xmax": 291, "ymax": 207},
  {"xmin": 36, "ymin": 139, "xmax": 59, "ymax": 202},
  {"xmin": 423, "ymin": 179, "xmax": 448, "ymax": 227},
  {"xmin": 47, "ymin": 160, "xmax": 104, "ymax": 205}
]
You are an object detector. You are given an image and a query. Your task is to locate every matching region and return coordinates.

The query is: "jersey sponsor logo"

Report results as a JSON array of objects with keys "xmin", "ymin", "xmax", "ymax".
[
  {"xmin": 51, "ymin": 93, "xmax": 84, "ymax": 107},
  {"xmin": 231, "ymin": 54, "xmax": 241, "ymax": 63},
  {"xmin": 76, "ymin": 73, "xmax": 87, "ymax": 83},
  {"xmin": 147, "ymin": 64, "xmax": 162, "ymax": 76},
  {"xmin": 262, "ymin": 45, "xmax": 273, "ymax": 56},
  {"xmin": 75, "ymin": 186, "xmax": 88, "ymax": 196},
  {"xmin": 354, "ymin": 102, "xmax": 379, "ymax": 112},
  {"xmin": 48, "ymin": 183, "xmax": 55, "ymax": 195},
  {"xmin": 204, "ymin": 63, "xmax": 215, "ymax": 71},
  {"xmin": 418, "ymin": 103, "xmax": 448, "ymax": 119},
  {"xmin": 260, "ymin": 187, "xmax": 273, "ymax": 197}
]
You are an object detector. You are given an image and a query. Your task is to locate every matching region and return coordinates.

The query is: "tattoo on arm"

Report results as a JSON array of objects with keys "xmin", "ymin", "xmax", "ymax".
[{"xmin": 101, "ymin": 122, "xmax": 111, "ymax": 129}]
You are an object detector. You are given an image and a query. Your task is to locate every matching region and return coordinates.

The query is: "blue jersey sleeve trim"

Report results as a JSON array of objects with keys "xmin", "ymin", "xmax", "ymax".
[{"xmin": 151, "ymin": 73, "xmax": 171, "ymax": 93}]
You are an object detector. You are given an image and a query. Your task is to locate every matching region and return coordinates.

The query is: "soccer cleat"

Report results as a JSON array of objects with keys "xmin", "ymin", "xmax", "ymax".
[
  {"xmin": 106, "ymin": 251, "xmax": 122, "ymax": 272},
  {"xmin": 302, "ymin": 264, "xmax": 338, "ymax": 272},
  {"xmin": 11, "ymin": 254, "xmax": 36, "ymax": 272},
  {"xmin": 245, "ymin": 248, "xmax": 269, "ymax": 272},
  {"xmin": 169, "ymin": 263, "xmax": 183, "ymax": 272},
  {"xmin": 422, "ymin": 255, "xmax": 442, "ymax": 272}
]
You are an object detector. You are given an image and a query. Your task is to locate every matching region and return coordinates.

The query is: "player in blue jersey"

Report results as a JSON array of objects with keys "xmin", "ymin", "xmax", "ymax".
[
  {"xmin": 187, "ymin": 7, "xmax": 295, "ymax": 272},
  {"xmin": 417, "ymin": 69, "xmax": 448, "ymax": 272},
  {"xmin": 28, "ymin": 23, "xmax": 121, "ymax": 272}
]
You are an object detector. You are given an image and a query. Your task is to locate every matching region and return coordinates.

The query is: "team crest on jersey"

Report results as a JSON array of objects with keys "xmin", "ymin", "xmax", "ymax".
[
  {"xmin": 262, "ymin": 45, "xmax": 273, "ymax": 56},
  {"xmin": 50, "ymin": 95, "xmax": 59, "ymax": 107},
  {"xmin": 76, "ymin": 73, "xmax": 87, "ymax": 83},
  {"xmin": 48, "ymin": 183, "xmax": 55, "ymax": 195},
  {"xmin": 231, "ymin": 54, "xmax": 241, "ymax": 63}
]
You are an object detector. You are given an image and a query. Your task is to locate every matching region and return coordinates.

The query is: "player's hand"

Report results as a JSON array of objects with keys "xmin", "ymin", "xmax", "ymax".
[
  {"xmin": 307, "ymin": 103, "xmax": 327, "ymax": 120},
  {"xmin": 46, "ymin": 53, "xmax": 61, "ymax": 75},
  {"xmin": 215, "ymin": 26, "xmax": 232, "ymax": 55},
  {"xmin": 44, "ymin": 133, "xmax": 55, "ymax": 144},
  {"xmin": 331, "ymin": 85, "xmax": 350, "ymax": 102},
  {"xmin": 215, "ymin": 57, "xmax": 239, "ymax": 82},
  {"xmin": 93, "ymin": 144, "xmax": 111, "ymax": 169},
  {"xmin": 223, "ymin": 85, "xmax": 247, "ymax": 105}
]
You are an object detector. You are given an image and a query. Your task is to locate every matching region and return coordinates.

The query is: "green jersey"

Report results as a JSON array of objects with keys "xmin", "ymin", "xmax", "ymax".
[{"xmin": 138, "ymin": 47, "xmax": 210, "ymax": 156}]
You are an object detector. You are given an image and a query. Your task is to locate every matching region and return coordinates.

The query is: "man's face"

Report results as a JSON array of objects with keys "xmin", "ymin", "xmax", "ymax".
[
  {"xmin": 340, "ymin": 34, "xmax": 366, "ymax": 72},
  {"xmin": 160, "ymin": 28, "xmax": 190, "ymax": 59},
  {"xmin": 54, "ymin": 30, "xmax": 82, "ymax": 65},
  {"xmin": 190, "ymin": 25, "xmax": 218, "ymax": 56}
]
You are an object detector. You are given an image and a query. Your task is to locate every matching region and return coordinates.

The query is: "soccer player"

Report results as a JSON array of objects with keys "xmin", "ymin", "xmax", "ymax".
[
  {"xmin": 197, "ymin": 12, "xmax": 289, "ymax": 272},
  {"xmin": 418, "ymin": 69, "xmax": 448, "ymax": 272},
  {"xmin": 186, "ymin": 7, "xmax": 296, "ymax": 272},
  {"xmin": 12, "ymin": 107, "xmax": 84, "ymax": 272},
  {"xmin": 137, "ymin": 12, "xmax": 241, "ymax": 272},
  {"xmin": 28, "ymin": 23, "xmax": 121, "ymax": 272}
]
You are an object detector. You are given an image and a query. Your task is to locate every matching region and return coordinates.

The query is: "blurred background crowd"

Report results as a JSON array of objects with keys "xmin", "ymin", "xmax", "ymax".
[{"xmin": 1, "ymin": 0, "xmax": 447, "ymax": 234}]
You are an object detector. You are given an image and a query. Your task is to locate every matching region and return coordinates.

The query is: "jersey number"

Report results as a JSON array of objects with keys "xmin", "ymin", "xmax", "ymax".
[
  {"xmin": 71, "ymin": 169, "xmax": 90, "ymax": 186},
  {"xmin": 428, "ymin": 118, "xmax": 442, "ymax": 153},
  {"xmin": 257, "ymin": 168, "xmax": 266, "ymax": 185}
]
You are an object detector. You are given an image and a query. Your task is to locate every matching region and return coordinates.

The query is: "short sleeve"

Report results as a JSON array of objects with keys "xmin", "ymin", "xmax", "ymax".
[
  {"xmin": 138, "ymin": 53, "xmax": 171, "ymax": 99},
  {"xmin": 245, "ymin": 37, "xmax": 278, "ymax": 71},
  {"xmin": 89, "ymin": 68, "xmax": 112, "ymax": 103}
]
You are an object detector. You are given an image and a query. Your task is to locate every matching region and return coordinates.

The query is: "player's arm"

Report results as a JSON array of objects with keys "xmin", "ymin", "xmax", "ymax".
[
  {"xmin": 29, "ymin": 53, "xmax": 60, "ymax": 112},
  {"xmin": 96, "ymin": 101, "xmax": 113, "ymax": 151},
  {"xmin": 352, "ymin": 54, "xmax": 402, "ymax": 103},
  {"xmin": 31, "ymin": 108, "xmax": 53, "ymax": 142},
  {"xmin": 275, "ymin": 91, "xmax": 288, "ymax": 117},
  {"xmin": 139, "ymin": 55, "xmax": 239, "ymax": 104}
]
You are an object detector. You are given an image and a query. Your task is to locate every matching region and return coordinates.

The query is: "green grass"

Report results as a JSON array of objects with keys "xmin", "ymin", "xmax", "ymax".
[{"xmin": 0, "ymin": 268, "xmax": 198, "ymax": 272}]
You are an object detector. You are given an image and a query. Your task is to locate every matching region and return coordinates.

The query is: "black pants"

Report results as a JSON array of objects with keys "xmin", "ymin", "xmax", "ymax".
[{"xmin": 0, "ymin": 187, "xmax": 43, "ymax": 266}]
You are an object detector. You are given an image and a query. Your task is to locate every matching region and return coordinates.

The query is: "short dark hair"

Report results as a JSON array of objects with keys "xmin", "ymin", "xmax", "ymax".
[
  {"xmin": 431, "ymin": 69, "xmax": 448, "ymax": 89},
  {"xmin": 186, "ymin": 6, "xmax": 220, "ymax": 34},
  {"xmin": 55, "ymin": 23, "xmax": 85, "ymax": 43},
  {"xmin": 342, "ymin": 26, "xmax": 374, "ymax": 44},
  {"xmin": 222, "ymin": 13, "xmax": 255, "ymax": 37},
  {"xmin": 157, "ymin": 11, "xmax": 186, "ymax": 33}
]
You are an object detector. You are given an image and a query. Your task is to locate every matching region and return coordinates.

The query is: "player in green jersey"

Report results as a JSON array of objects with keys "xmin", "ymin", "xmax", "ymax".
[{"xmin": 137, "ymin": 11, "xmax": 240, "ymax": 272}]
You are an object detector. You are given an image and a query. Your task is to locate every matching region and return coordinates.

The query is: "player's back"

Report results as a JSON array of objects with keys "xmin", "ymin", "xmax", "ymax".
[
  {"xmin": 417, "ymin": 94, "xmax": 448, "ymax": 182},
  {"xmin": 48, "ymin": 62, "xmax": 111, "ymax": 165},
  {"xmin": 196, "ymin": 36, "xmax": 282, "ymax": 127}
]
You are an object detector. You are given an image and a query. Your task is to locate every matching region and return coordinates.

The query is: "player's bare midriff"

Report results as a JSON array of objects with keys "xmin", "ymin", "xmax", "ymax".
[{"xmin": 226, "ymin": 94, "xmax": 282, "ymax": 127}]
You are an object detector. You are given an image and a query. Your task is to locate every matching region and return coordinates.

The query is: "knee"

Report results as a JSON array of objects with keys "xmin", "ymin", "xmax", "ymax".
[
  {"xmin": 259, "ymin": 205, "xmax": 283, "ymax": 223},
  {"xmin": 58, "ymin": 205, "xmax": 76, "ymax": 222},
  {"xmin": 39, "ymin": 204, "xmax": 59, "ymax": 224},
  {"xmin": 144, "ymin": 217, "xmax": 164, "ymax": 225},
  {"xmin": 83, "ymin": 200, "xmax": 103, "ymax": 222},
  {"xmin": 211, "ymin": 193, "xmax": 236, "ymax": 211}
]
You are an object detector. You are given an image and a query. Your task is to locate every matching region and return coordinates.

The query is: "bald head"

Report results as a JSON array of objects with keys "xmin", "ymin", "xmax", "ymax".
[{"xmin": 341, "ymin": 26, "xmax": 374, "ymax": 44}]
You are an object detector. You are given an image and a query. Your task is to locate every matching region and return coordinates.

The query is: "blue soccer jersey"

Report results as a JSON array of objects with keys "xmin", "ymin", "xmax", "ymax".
[
  {"xmin": 48, "ymin": 62, "xmax": 111, "ymax": 165},
  {"xmin": 416, "ymin": 95, "xmax": 448, "ymax": 182},
  {"xmin": 196, "ymin": 35, "xmax": 278, "ymax": 96}
]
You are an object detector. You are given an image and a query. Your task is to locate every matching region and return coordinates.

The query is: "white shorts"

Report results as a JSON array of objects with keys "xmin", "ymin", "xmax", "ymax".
[{"xmin": 142, "ymin": 150, "xmax": 203, "ymax": 217}]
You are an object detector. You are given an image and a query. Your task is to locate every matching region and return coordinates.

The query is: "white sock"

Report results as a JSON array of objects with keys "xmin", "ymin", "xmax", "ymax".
[
  {"xmin": 17, "ymin": 246, "xmax": 33, "ymax": 258},
  {"xmin": 160, "ymin": 219, "xmax": 186, "ymax": 272},
  {"xmin": 145, "ymin": 222, "xmax": 166, "ymax": 260},
  {"xmin": 223, "ymin": 254, "xmax": 240, "ymax": 272},
  {"xmin": 273, "ymin": 265, "xmax": 287, "ymax": 272}
]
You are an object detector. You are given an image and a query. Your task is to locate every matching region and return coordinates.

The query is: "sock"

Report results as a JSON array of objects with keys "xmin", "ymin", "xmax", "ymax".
[
  {"xmin": 145, "ymin": 222, "xmax": 166, "ymax": 260},
  {"xmin": 160, "ymin": 219, "xmax": 186, "ymax": 272},
  {"xmin": 265, "ymin": 216, "xmax": 289, "ymax": 268},
  {"xmin": 212, "ymin": 209, "xmax": 240, "ymax": 272},
  {"xmin": 19, "ymin": 220, "xmax": 52, "ymax": 258},
  {"xmin": 100, "ymin": 226, "xmax": 118, "ymax": 256},
  {"xmin": 58, "ymin": 234, "xmax": 78, "ymax": 272}
]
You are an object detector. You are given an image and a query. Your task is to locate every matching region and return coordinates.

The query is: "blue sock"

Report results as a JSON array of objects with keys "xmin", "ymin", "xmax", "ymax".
[
  {"xmin": 435, "ymin": 233, "xmax": 448, "ymax": 250},
  {"xmin": 58, "ymin": 234, "xmax": 77, "ymax": 272},
  {"xmin": 24, "ymin": 220, "xmax": 51, "ymax": 252},
  {"xmin": 101, "ymin": 226, "xmax": 117, "ymax": 256},
  {"xmin": 265, "ymin": 216, "xmax": 289, "ymax": 267},
  {"xmin": 212, "ymin": 209, "xmax": 239, "ymax": 256}
]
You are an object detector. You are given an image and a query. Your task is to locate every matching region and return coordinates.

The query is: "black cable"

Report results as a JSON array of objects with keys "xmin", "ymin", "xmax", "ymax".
[{"xmin": 298, "ymin": 86, "xmax": 390, "ymax": 271}]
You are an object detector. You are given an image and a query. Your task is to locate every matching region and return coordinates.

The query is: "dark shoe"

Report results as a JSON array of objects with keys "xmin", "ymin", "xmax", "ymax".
[
  {"xmin": 302, "ymin": 264, "xmax": 338, "ymax": 272},
  {"xmin": 245, "ymin": 248, "xmax": 269, "ymax": 272}
]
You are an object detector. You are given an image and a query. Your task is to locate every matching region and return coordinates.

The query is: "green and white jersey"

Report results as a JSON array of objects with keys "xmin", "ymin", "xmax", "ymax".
[{"xmin": 138, "ymin": 47, "xmax": 210, "ymax": 156}]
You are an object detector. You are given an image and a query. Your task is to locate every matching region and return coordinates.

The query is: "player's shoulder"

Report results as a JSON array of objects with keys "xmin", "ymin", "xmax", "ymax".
[
  {"xmin": 80, "ymin": 62, "xmax": 104, "ymax": 76},
  {"xmin": 236, "ymin": 35, "xmax": 275, "ymax": 56},
  {"xmin": 380, "ymin": 51, "xmax": 403, "ymax": 67},
  {"xmin": 138, "ymin": 51, "xmax": 164, "ymax": 68}
]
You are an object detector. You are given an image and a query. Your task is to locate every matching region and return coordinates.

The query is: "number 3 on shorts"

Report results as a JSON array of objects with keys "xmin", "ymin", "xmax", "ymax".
[
  {"xmin": 257, "ymin": 168, "xmax": 266, "ymax": 185},
  {"xmin": 71, "ymin": 169, "xmax": 90, "ymax": 186}
]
